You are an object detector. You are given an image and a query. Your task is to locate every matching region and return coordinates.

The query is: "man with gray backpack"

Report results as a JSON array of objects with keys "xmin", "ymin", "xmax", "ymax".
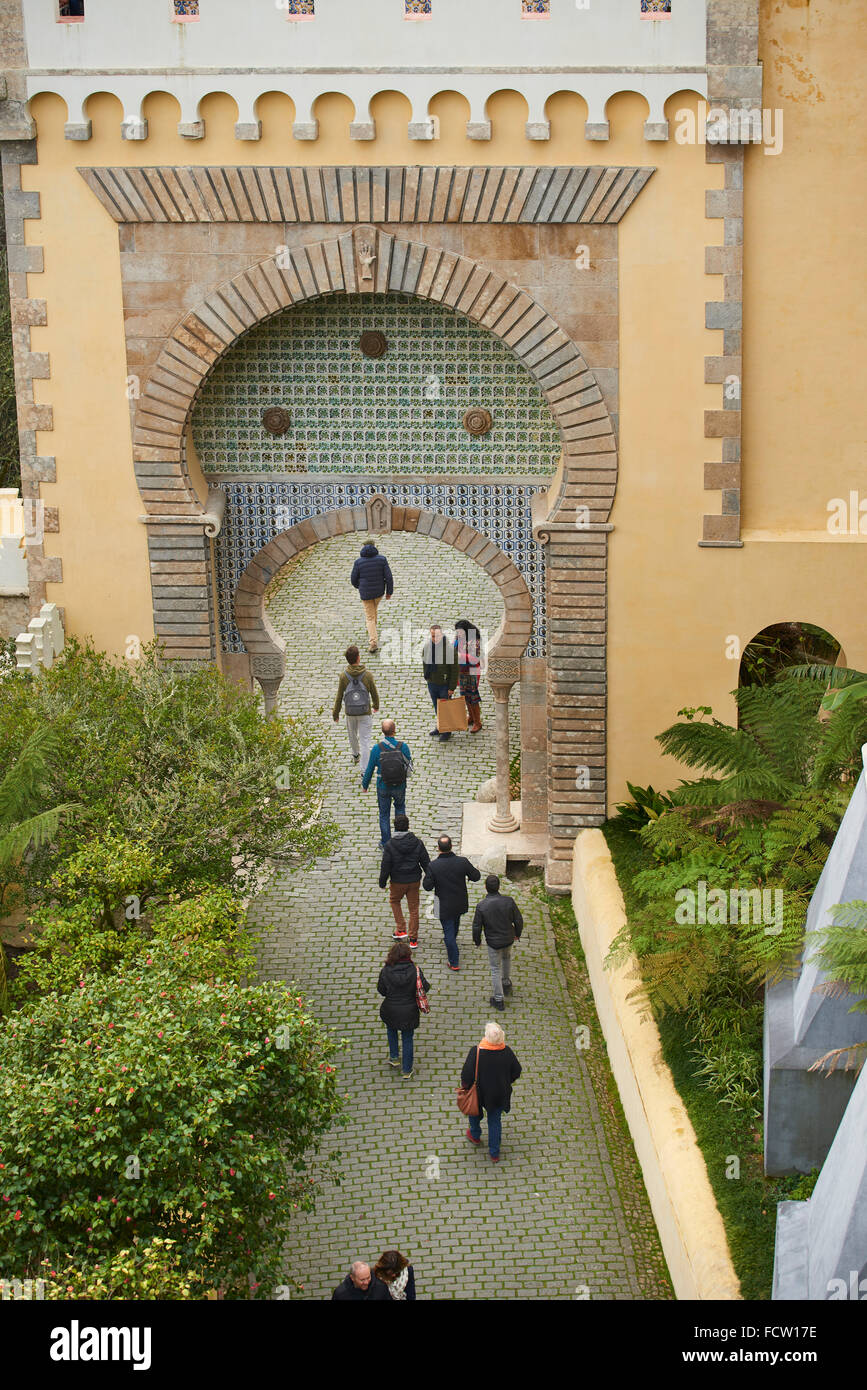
[
  {"xmin": 361, "ymin": 718, "xmax": 413, "ymax": 850},
  {"xmin": 333, "ymin": 644, "xmax": 379, "ymax": 768}
]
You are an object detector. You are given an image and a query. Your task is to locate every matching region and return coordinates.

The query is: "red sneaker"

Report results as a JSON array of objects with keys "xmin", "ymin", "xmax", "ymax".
[
  {"xmin": 448, "ymin": 964, "xmax": 460, "ymax": 972},
  {"xmin": 392, "ymin": 930, "xmax": 408, "ymax": 940},
  {"xmin": 466, "ymin": 1130, "xmax": 481, "ymax": 1146},
  {"xmin": 490, "ymin": 1155, "xmax": 501, "ymax": 1163}
]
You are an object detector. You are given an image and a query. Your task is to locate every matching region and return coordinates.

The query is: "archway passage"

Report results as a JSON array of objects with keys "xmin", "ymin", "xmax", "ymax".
[
  {"xmin": 247, "ymin": 528, "xmax": 669, "ymax": 1299},
  {"xmin": 234, "ymin": 502, "xmax": 533, "ymax": 687}
]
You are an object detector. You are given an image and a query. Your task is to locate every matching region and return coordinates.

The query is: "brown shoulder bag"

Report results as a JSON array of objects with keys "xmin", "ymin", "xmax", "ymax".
[{"xmin": 456, "ymin": 1045, "xmax": 481, "ymax": 1117}]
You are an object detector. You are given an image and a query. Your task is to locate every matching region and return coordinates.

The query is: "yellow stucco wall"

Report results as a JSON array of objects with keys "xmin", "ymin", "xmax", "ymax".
[
  {"xmin": 608, "ymin": 0, "xmax": 866, "ymax": 809},
  {"xmin": 20, "ymin": 6, "xmax": 865, "ymax": 809}
]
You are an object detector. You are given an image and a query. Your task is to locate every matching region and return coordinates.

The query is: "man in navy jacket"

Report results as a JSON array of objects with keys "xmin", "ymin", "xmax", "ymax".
[{"xmin": 350, "ymin": 543, "xmax": 394, "ymax": 652}]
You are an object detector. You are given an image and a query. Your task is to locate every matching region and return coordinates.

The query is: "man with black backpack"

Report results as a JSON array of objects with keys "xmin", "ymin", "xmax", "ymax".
[
  {"xmin": 361, "ymin": 718, "xmax": 413, "ymax": 850},
  {"xmin": 332, "ymin": 644, "xmax": 379, "ymax": 767}
]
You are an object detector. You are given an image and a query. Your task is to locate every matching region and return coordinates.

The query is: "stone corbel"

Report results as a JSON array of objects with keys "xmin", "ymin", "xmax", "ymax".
[{"xmin": 202, "ymin": 485, "xmax": 227, "ymax": 538}]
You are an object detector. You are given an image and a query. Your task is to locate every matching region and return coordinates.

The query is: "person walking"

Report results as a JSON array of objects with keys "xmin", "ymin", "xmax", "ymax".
[
  {"xmin": 379, "ymin": 813, "xmax": 430, "ymax": 947},
  {"xmin": 422, "ymin": 834, "xmax": 481, "ymax": 971},
  {"xmin": 461, "ymin": 1021, "xmax": 522, "ymax": 1163},
  {"xmin": 350, "ymin": 541, "xmax": 394, "ymax": 653},
  {"xmin": 454, "ymin": 618, "xmax": 483, "ymax": 734},
  {"xmin": 331, "ymin": 1260, "xmax": 391, "ymax": 1301},
  {"xmin": 422, "ymin": 623, "xmax": 459, "ymax": 742},
  {"xmin": 373, "ymin": 1250, "xmax": 416, "ymax": 1301},
  {"xmin": 377, "ymin": 941, "xmax": 431, "ymax": 1080},
  {"xmin": 472, "ymin": 874, "xmax": 524, "ymax": 1011},
  {"xmin": 332, "ymin": 644, "xmax": 379, "ymax": 767},
  {"xmin": 362, "ymin": 718, "xmax": 412, "ymax": 850}
]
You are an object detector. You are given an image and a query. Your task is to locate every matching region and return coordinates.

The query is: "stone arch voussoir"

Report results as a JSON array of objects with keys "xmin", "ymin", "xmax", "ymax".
[
  {"xmin": 234, "ymin": 506, "xmax": 533, "ymax": 701},
  {"xmin": 132, "ymin": 226, "xmax": 617, "ymax": 527}
]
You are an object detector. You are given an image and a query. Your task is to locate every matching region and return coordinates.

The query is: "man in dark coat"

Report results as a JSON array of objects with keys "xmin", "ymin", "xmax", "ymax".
[
  {"xmin": 422, "ymin": 834, "xmax": 481, "ymax": 971},
  {"xmin": 422, "ymin": 623, "xmax": 459, "ymax": 742},
  {"xmin": 380, "ymin": 813, "xmax": 431, "ymax": 946},
  {"xmin": 461, "ymin": 1021, "xmax": 522, "ymax": 1162},
  {"xmin": 472, "ymin": 874, "xmax": 524, "ymax": 1011},
  {"xmin": 350, "ymin": 542, "xmax": 394, "ymax": 652},
  {"xmin": 377, "ymin": 941, "xmax": 431, "ymax": 1079},
  {"xmin": 331, "ymin": 1261, "xmax": 391, "ymax": 1301}
]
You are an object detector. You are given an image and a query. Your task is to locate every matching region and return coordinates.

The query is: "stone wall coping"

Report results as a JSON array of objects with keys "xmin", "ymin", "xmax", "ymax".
[{"xmin": 572, "ymin": 828, "xmax": 742, "ymax": 1301}]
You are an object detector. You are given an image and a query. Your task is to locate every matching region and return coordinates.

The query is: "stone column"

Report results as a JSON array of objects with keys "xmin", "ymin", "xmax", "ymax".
[
  {"xmin": 487, "ymin": 676, "xmax": 519, "ymax": 834},
  {"xmin": 251, "ymin": 654, "xmax": 286, "ymax": 717}
]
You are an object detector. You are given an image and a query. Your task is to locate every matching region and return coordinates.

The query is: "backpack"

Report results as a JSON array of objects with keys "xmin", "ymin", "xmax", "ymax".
[
  {"xmin": 343, "ymin": 672, "xmax": 370, "ymax": 716},
  {"xmin": 378, "ymin": 741, "xmax": 409, "ymax": 787}
]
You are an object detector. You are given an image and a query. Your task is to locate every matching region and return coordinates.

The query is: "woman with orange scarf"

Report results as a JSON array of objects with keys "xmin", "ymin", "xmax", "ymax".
[{"xmin": 461, "ymin": 1021, "xmax": 522, "ymax": 1162}]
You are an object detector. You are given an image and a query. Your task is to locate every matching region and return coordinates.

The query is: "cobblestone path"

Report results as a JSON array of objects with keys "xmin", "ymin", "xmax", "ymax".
[{"xmin": 250, "ymin": 531, "xmax": 663, "ymax": 1300}]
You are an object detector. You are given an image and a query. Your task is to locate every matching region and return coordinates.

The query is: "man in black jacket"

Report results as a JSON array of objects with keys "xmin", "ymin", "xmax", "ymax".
[
  {"xmin": 379, "ymin": 813, "xmax": 431, "ymax": 947},
  {"xmin": 422, "ymin": 623, "xmax": 459, "ymax": 742},
  {"xmin": 331, "ymin": 1261, "xmax": 391, "ymax": 1301},
  {"xmin": 422, "ymin": 834, "xmax": 481, "ymax": 971},
  {"xmin": 472, "ymin": 874, "xmax": 524, "ymax": 1010}
]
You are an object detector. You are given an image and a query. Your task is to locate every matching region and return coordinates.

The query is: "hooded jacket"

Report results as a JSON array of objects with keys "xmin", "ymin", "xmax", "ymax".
[
  {"xmin": 379, "ymin": 830, "xmax": 431, "ymax": 887},
  {"xmin": 351, "ymin": 544, "xmax": 394, "ymax": 600},
  {"xmin": 332, "ymin": 661, "xmax": 379, "ymax": 720},
  {"xmin": 377, "ymin": 959, "xmax": 431, "ymax": 1031}
]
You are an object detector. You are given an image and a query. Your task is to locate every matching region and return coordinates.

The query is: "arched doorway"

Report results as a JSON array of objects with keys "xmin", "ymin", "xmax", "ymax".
[
  {"xmin": 133, "ymin": 225, "xmax": 618, "ymax": 884},
  {"xmin": 236, "ymin": 498, "xmax": 533, "ymax": 832}
]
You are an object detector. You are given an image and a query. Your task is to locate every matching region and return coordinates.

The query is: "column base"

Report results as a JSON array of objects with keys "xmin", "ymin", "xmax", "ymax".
[{"xmin": 486, "ymin": 810, "xmax": 521, "ymax": 834}]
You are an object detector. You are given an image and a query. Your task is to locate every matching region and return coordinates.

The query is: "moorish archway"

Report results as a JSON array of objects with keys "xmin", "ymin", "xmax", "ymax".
[
  {"xmin": 236, "ymin": 495, "xmax": 532, "ymax": 833},
  {"xmin": 133, "ymin": 223, "xmax": 620, "ymax": 886}
]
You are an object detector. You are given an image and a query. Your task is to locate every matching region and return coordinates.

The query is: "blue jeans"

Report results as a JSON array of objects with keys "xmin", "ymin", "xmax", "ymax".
[
  {"xmin": 376, "ymin": 780, "xmax": 406, "ymax": 847},
  {"xmin": 469, "ymin": 1107, "xmax": 504, "ymax": 1158},
  {"xmin": 441, "ymin": 915, "xmax": 461, "ymax": 968},
  {"xmin": 386, "ymin": 1025, "xmax": 414, "ymax": 1074}
]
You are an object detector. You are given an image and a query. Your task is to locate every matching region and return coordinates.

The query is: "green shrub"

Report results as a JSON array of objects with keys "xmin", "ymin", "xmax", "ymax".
[
  {"xmin": 39, "ymin": 1238, "xmax": 200, "ymax": 1300},
  {"xmin": 0, "ymin": 942, "xmax": 344, "ymax": 1298},
  {"xmin": 0, "ymin": 639, "xmax": 339, "ymax": 906}
]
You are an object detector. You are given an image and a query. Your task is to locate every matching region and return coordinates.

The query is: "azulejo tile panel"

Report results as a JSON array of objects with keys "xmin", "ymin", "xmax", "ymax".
[
  {"xmin": 213, "ymin": 480, "xmax": 548, "ymax": 659},
  {"xmin": 191, "ymin": 295, "xmax": 562, "ymax": 478}
]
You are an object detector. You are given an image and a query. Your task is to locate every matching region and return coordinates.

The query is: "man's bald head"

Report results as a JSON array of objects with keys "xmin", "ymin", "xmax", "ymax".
[
  {"xmin": 350, "ymin": 1261, "xmax": 371, "ymax": 1289},
  {"xmin": 381, "ymin": 718, "xmax": 396, "ymax": 736}
]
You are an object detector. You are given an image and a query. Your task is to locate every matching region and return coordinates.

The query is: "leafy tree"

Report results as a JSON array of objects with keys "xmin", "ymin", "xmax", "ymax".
[
  {"xmin": 38, "ymin": 1238, "xmax": 201, "ymax": 1300},
  {"xmin": 0, "ymin": 639, "xmax": 338, "ymax": 905},
  {"xmin": 0, "ymin": 723, "xmax": 81, "ymax": 1011},
  {"xmin": 0, "ymin": 942, "xmax": 344, "ymax": 1299},
  {"xmin": 13, "ymin": 868, "xmax": 256, "ymax": 1003}
]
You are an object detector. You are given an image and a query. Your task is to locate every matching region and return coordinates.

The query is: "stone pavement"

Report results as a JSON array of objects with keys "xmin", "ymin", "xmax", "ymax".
[{"xmin": 250, "ymin": 531, "xmax": 664, "ymax": 1300}]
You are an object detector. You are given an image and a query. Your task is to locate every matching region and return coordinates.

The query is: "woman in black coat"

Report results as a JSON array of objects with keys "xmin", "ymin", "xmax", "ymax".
[
  {"xmin": 374, "ymin": 1249, "xmax": 416, "ymax": 1301},
  {"xmin": 461, "ymin": 1020, "xmax": 522, "ymax": 1162},
  {"xmin": 377, "ymin": 942, "xmax": 430, "ymax": 1079}
]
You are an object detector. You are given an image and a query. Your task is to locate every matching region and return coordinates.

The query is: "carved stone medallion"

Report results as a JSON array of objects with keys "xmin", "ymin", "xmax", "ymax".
[
  {"xmin": 462, "ymin": 407, "xmax": 493, "ymax": 436},
  {"xmin": 262, "ymin": 406, "xmax": 291, "ymax": 435},
  {"xmin": 359, "ymin": 330, "xmax": 387, "ymax": 359}
]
